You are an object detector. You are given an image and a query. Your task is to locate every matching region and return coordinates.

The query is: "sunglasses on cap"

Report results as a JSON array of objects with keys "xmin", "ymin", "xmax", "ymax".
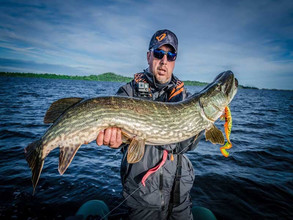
[{"xmin": 151, "ymin": 48, "xmax": 177, "ymax": 62}]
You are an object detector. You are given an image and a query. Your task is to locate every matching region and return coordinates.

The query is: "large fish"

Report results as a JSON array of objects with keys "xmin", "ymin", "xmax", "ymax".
[{"xmin": 25, "ymin": 70, "xmax": 238, "ymax": 192}]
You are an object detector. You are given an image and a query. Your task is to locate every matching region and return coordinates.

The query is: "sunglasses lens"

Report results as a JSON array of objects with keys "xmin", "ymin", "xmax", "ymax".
[
  {"xmin": 153, "ymin": 49, "xmax": 177, "ymax": 61},
  {"xmin": 153, "ymin": 49, "xmax": 165, "ymax": 59},
  {"xmin": 167, "ymin": 52, "xmax": 176, "ymax": 61}
]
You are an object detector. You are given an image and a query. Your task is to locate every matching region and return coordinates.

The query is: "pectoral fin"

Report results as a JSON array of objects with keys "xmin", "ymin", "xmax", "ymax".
[
  {"xmin": 121, "ymin": 130, "xmax": 132, "ymax": 144},
  {"xmin": 127, "ymin": 138, "xmax": 145, "ymax": 164},
  {"xmin": 44, "ymin": 97, "xmax": 83, "ymax": 123},
  {"xmin": 58, "ymin": 144, "xmax": 81, "ymax": 175},
  {"xmin": 205, "ymin": 125, "xmax": 225, "ymax": 145}
]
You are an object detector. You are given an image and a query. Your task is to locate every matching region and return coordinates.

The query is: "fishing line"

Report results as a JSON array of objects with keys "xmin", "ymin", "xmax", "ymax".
[
  {"xmin": 101, "ymin": 178, "xmax": 151, "ymax": 219},
  {"xmin": 176, "ymin": 133, "xmax": 201, "ymax": 155}
]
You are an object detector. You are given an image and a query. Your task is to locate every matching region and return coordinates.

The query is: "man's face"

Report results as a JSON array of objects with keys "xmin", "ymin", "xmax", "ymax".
[{"xmin": 147, "ymin": 45, "xmax": 176, "ymax": 84}]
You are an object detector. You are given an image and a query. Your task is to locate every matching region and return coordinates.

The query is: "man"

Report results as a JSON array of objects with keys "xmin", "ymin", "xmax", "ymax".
[{"xmin": 96, "ymin": 29, "xmax": 203, "ymax": 219}]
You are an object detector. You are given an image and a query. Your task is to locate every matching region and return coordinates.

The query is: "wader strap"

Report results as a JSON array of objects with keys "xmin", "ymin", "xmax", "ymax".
[
  {"xmin": 173, "ymin": 154, "xmax": 182, "ymax": 204},
  {"xmin": 168, "ymin": 154, "xmax": 182, "ymax": 217}
]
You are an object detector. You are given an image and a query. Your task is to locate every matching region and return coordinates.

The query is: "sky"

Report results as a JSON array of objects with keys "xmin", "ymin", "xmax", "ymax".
[{"xmin": 0, "ymin": 0, "xmax": 292, "ymax": 90}]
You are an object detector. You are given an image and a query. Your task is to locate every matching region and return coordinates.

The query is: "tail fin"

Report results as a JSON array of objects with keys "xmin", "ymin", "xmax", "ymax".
[{"xmin": 24, "ymin": 139, "xmax": 44, "ymax": 194}]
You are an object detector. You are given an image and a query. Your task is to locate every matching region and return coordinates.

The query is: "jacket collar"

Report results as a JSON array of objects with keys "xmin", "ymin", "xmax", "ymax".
[{"xmin": 143, "ymin": 68, "xmax": 176, "ymax": 91}]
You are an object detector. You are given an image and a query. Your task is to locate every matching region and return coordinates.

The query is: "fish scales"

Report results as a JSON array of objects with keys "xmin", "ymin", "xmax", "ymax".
[
  {"xmin": 47, "ymin": 97, "xmax": 204, "ymax": 147},
  {"xmin": 25, "ymin": 71, "xmax": 238, "ymax": 192},
  {"xmin": 41, "ymin": 97, "xmax": 193, "ymax": 156},
  {"xmin": 49, "ymin": 97, "xmax": 182, "ymax": 146}
]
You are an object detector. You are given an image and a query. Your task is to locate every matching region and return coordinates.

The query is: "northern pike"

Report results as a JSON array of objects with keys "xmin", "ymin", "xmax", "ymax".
[{"xmin": 25, "ymin": 70, "xmax": 238, "ymax": 192}]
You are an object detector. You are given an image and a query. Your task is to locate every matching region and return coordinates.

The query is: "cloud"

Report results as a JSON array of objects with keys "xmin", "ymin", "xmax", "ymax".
[
  {"xmin": 0, "ymin": 0, "xmax": 150, "ymax": 72},
  {"xmin": 0, "ymin": 0, "xmax": 292, "ymax": 89},
  {"xmin": 0, "ymin": 58, "xmax": 83, "ymax": 74}
]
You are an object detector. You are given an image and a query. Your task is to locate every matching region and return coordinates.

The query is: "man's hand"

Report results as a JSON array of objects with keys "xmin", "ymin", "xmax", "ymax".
[{"xmin": 96, "ymin": 127, "xmax": 122, "ymax": 148}]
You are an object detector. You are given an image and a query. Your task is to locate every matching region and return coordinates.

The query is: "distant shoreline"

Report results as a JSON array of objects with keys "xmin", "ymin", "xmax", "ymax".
[
  {"xmin": 0, "ymin": 71, "xmax": 282, "ymax": 90},
  {"xmin": 0, "ymin": 71, "xmax": 209, "ymax": 87}
]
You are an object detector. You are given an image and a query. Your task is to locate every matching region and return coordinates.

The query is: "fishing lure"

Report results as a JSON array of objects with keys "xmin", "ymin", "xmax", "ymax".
[{"xmin": 220, "ymin": 106, "xmax": 233, "ymax": 157}]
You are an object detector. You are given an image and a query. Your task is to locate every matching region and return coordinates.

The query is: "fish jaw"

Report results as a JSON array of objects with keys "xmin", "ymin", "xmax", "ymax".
[
  {"xmin": 219, "ymin": 71, "xmax": 238, "ymax": 104},
  {"xmin": 200, "ymin": 71, "xmax": 238, "ymax": 121}
]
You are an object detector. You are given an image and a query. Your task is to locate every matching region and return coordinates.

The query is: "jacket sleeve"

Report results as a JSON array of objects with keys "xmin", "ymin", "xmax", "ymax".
[{"xmin": 116, "ymin": 81, "xmax": 134, "ymax": 97}]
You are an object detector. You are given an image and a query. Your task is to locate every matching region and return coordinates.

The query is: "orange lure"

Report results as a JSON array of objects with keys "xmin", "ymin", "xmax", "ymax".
[{"xmin": 220, "ymin": 106, "xmax": 233, "ymax": 157}]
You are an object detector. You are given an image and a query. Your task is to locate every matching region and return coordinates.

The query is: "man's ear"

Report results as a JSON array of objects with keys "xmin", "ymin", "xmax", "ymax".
[{"xmin": 147, "ymin": 51, "xmax": 151, "ymax": 64}]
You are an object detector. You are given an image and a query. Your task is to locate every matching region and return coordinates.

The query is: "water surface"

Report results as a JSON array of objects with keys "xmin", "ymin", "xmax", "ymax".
[{"xmin": 0, "ymin": 77, "xmax": 292, "ymax": 219}]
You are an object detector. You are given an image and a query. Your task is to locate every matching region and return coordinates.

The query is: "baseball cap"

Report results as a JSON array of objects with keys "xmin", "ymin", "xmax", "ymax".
[{"xmin": 149, "ymin": 29, "xmax": 178, "ymax": 53}]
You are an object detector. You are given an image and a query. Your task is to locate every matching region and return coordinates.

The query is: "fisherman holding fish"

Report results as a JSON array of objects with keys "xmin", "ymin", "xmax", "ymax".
[
  {"xmin": 24, "ymin": 28, "xmax": 237, "ymax": 219},
  {"xmin": 97, "ymin": 29, "xmax": 204, "ymax": 219}
]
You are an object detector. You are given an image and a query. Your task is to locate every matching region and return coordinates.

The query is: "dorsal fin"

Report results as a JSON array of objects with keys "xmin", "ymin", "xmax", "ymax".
[{"xmin": 44, "ymin": 97, "xmax": 83, "ymax": 123}]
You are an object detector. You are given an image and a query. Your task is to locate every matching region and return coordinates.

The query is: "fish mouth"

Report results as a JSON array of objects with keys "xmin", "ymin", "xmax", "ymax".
[
  {"xmin": 198, "ymin": 71, "xmax": 238, "ymax": 122},
  {"xmin": 235, "ymin": 78, "xmax": 238, "ymax": 88},
  {"xmin": 215, "ymin": 70, "xmax": 238, "ymax": 99},
  {"xmin": 228, "ymin": 74, "xmax": 238, "ymax": 101},
  {"xmin": 197, "ymin": 70, "xmax": 238, "ymax": 102}
]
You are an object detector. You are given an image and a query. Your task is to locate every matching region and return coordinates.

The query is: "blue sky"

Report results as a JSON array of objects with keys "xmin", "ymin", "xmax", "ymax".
[{"xmin": 0, "ymin": 0, "xmax": 292, "ymax": 90}]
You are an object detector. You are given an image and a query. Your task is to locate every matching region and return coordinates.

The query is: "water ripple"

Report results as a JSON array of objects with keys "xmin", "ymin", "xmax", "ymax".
[{"xmin": 0, "ymin": 77, "xmax": 292, "ymax": 219}]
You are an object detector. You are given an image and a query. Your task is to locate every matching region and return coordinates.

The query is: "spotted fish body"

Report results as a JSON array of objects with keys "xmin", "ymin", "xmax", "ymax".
[{"xmin": 25, "ymin": 71, "xmax": 238, "ymax": 193}]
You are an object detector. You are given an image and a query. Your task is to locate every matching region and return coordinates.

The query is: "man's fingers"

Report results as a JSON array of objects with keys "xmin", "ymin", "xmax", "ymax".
[
  {"xmin": 110, "ymin": 128, "xmax": 122, "ymax": 148},
  {"xmin": 110, "ymin": 127, "xmax": 117, "ymax": 146},
  {"xmin": 116, "ymin": 128, "xmax": 122, "ymax": 144},
  {"xmin": 103, "ymin": 128, "xmax": 112, "ymax": 145},
  {"xmin": 96, "ymin": 130, "xmax": 104, "ymax": 146},
  {"xmin": 96, "ymin": 127, "xmax": 122, "ymax": 148}
]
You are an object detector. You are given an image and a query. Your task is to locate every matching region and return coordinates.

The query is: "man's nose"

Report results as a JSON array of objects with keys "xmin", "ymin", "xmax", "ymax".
[{"xmin": 160, "ymin": 54, "xmax": 168, "ymax": 64}]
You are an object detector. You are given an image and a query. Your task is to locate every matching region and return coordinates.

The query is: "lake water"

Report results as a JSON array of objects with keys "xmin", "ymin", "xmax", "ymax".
[{"xmin": 0, "ymin": 76, "xmax": 292, "ymax": 219}]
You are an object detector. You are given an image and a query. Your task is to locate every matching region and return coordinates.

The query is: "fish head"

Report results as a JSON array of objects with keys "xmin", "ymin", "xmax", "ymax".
[{"xmin": 199, "ymin": 70, "xmax": 238, "ymax": 121}]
